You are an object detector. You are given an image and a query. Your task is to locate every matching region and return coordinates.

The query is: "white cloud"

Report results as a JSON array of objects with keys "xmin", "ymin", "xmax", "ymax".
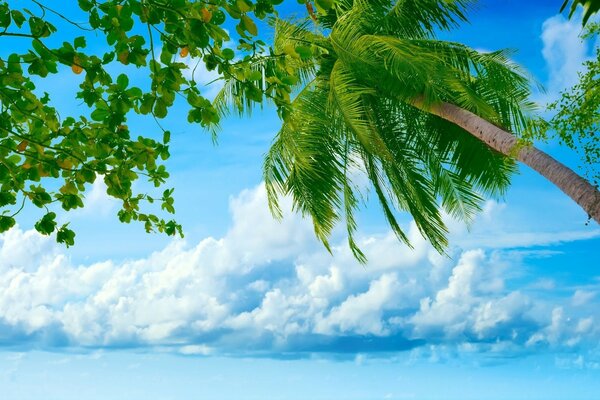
[
  {"xmin": 541, "ymin": 15, "xmax": 588, "ymax": 92},
  {"xmin": 409, "ymin": 250, "xmax": 523, "ymax": 339},
  {"xmin": 458, "ymin": 228, "xmax": 600, "ymax": 249},
  {"xmin": 537, "ymin": 12, "xmax": 597, "ymax": 106},
  {"xmin": 74, "ymin": 179, "xmax": 119, "ymax": 218},
  {"xmin": 0, "ymin": 184, "xmax": 598, "ymax": 360},
  {"xmin": 526, "ymin": 304, "xmax": 599, "ymax": 349},
  {"xmin": 178, "ymin": 344, "xmax": 213, "ymax": 356},
  {"xmin": 576, "ymin": 317, "xmax": 594, "ymax": 334},
  {"xmin": 315, "ymin": 273, "xmax": 403, "ymax": 336},
  {"xmin": 572, "ymin": 290, "xmax": 597, "ymax": 306},
  {"xmin": 308, "ymin": 266, "xmax": 344, "ymax": 299},
  {"xmin": 0, "ymin": 227, "xmax": 57, "ymax": 272}
]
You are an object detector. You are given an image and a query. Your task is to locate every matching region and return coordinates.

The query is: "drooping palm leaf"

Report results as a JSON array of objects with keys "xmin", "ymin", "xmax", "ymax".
[{"xmin": 216, "ymin": 0, "xmax": 543, "ymax": 261}]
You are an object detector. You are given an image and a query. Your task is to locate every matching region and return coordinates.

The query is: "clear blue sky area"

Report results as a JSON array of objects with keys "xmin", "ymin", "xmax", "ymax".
[{"xmin": 1, "ymin": 1, "xmax": 599, "ymax": 399}]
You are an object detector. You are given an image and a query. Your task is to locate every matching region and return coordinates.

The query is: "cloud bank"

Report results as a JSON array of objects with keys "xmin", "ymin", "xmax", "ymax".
[{"xmin": 1, "ymin": 184, "xmax": 599, "ymax": 364}]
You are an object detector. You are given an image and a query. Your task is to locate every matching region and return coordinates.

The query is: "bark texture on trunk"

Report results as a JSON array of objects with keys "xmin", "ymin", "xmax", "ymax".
[{"xmin": 422, "ymin": 101, "xmax": 600, "ymax": 224}]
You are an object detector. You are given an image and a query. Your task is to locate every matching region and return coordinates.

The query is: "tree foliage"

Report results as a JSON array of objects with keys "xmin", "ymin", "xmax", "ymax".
[
  {"xmin": 548, "ymin": 22, "xmax": 600, "ymax": 186},
  {"xmin": 215, "ymin": 0, "xmax": 544, "ymax": 261},
  {"xmin": 0, "ymin": 0, "xmax": 289, "ymax": 244},
  {"xmin": 1, "ymin": 0, "xmax": 597, "ymax": 255}
]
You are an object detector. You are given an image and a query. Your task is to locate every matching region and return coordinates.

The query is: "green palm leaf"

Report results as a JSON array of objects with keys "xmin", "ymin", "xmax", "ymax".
[{"xmin": 216, "ymin": 0, "xmax": 544, "ymax": 262}]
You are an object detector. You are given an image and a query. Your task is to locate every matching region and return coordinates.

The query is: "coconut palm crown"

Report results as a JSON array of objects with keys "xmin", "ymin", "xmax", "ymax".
[{"xmin": 215, "ymin": 0, "xmax": 545, "ymax": 262}]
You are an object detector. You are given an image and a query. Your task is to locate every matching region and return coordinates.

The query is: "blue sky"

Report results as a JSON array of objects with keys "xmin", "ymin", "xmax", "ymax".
[{"xmin": 1, "ymin": 1, "xmax": 600, "ymax": 399}]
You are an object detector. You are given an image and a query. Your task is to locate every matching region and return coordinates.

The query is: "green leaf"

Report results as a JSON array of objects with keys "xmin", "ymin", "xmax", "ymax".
[
  {"xmin": 78, "ymin": 0, "xmax": 94, "ymax": 12},
  {"xmin": 0, "ymin": 192, "xmax": 16, "ymax": 207},
  {"xmin": 57, "ymin": 225, "xmax": 76, "ymax": 247},
  {"xmin": 116, "ymin": 73, "xmax": 129, "ymax": 89},
  {"xmin": 140, "ymin": 94, "xmax": 156, "ymax": 114},
  {"xmin": 241, "ymin": 15, "xmax": 258, "ymax": 36},
  {"xmin": 211, "ymin": 10, "xmax": 226, "ymax": 25},
  {"xmin": 91, "ymin": 107, "xmax": 111, "ymax": 121},
  {"xmin": 236, "ymin": 0, "xmax": 253, "ymax": 13},
  {"xmin": 11, "ymin": 10, "xmax": 26, "ymax": 27},
  {"xmin": 35, "ymin": 212, "xmax": 57, "ymax": 235},
  {"xmin": 29, "ymin": 186, "xmax": 53, "ymax": 207},
  {"xmin": 247, "ymin": 70, "xmax": 262, "ymax": 81},
  {"xmin": 74, "ymin": 36, "xmax": 87, "ymax": 49},
  {"xmin": 294, "ymin": 45, "xmax": 312, "ymax": 60},
  {"xmin": 59, "ymin": 194, "xmax": 84, "ymax": 210},
  {"xmin": 0, "ymin": 4, "xmax": 11, "ymax": 28},
  {"xmin": 0, "ymin": 216, "xmax": 16, "ymax": 233},
  {"xmin": 154, "ymin": 97, "xmax": 168, "ymax": 118},
  {"xmin": 315, "ymin": 0, "xmax": 334, "ymax": 13},
  {"xmin": 222, "ymin": 48, "xmax": 235, "ymax": 60},
  {"xmin": 28, "ymin": 16, "xmax": 53, "ymax": 37}
]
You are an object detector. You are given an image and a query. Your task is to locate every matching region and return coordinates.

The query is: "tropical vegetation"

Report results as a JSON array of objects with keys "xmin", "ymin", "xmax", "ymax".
[
  {"xmin": 216, "ymin": 0, "xmax": 600, "ymax": 260},
  {"xmin": 0, "ymin": 0, "xmax": 597, "ymax": 255}
]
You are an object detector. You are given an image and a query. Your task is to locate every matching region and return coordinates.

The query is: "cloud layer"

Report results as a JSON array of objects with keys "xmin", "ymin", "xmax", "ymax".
[{"xmin": 1, "ymin": 184, "xmax": 599, "ymax": 364}]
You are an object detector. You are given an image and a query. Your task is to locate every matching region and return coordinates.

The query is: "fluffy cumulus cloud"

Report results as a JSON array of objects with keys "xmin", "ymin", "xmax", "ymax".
[{"xmin": 0, "ymin": 184, "xmax": 599, "ymax": 363}]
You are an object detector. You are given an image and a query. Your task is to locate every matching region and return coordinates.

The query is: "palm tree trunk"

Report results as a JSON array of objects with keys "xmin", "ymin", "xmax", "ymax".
[{"xmin": 419, "ymin": 101, "xmax": 600, "ymax": 224}]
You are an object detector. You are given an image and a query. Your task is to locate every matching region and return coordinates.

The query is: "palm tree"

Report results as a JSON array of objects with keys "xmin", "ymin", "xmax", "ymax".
[{"xmin": 215, "ymin": 0, "xmax": 600, "ymax": 261}]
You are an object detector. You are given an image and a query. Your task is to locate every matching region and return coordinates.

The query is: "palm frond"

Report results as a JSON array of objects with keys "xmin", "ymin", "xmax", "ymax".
[
  {"xmin": 384, "ymin": 0, "xmax": 475, "ymax": 38},
  {"xmin": 328, "ymin": 61, "xmax": 393, "ymax": 159},
  {"xmin": 363, "ymin": 151, "xmax": 412, "ymax": 247},
  {"xmin": 212, "ymin": 18, "xmax": 327, "ymax": 125},
  {"xmin": 363, "ymin": 97, "xmax": 511, "ymax": 225},
  {"xmin": 221, "ymin": 1, "xmax": 543, "ymax": 262},
  {"xmin": 264, "ymin": 79, "xmax": 346, "ymax": 251},
  {"xmin": 348, "ymin": 36, "xmax": 541, "ymax": 137},
  {"xmin": 272, "ymin": 18, "xmax": 323, "ymax": 86},
  {"xmin": 328, "ymin": 63, "xmax": 450, "ymax": 251},
  {"xmin": 212, "ymin": 56, "xmax": 277, "ymax": 120},
  {"xmin": 342, "ymin": 154, "xmax": 367, "ymax": 263}
]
